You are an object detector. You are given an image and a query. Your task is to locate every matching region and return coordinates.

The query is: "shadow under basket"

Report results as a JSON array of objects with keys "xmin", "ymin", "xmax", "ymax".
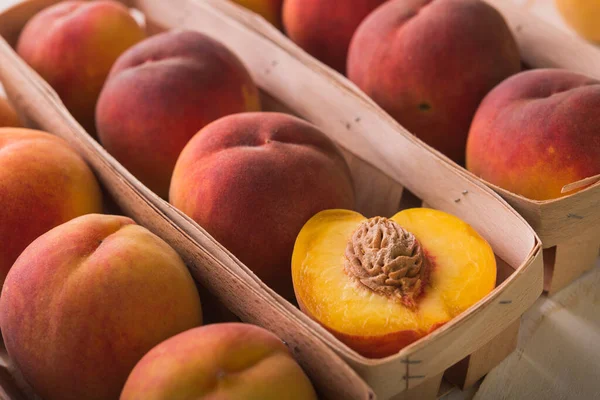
[{"xmin": 0, "ymin": 0, "xmax": 544, "ymax": 399}]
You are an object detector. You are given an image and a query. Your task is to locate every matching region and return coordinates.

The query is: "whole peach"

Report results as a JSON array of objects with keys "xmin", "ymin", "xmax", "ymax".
[
  {"xmin": 0, "ymin": 214, "xmax": 203, "ymax": 400},
  {"xmin": 0, "ymin": 128, "xmax": 102, "ymax": 287},
  {"xmin": 121, "ymin": 323, "xmax": 317, "ymax": 400},
  {"xmin": 466, "ymin": 69, "xmax": 600, "ymax": 201},
  {"xmin": 96, "ymin": 30, "xmax": 261, "ymax": 198},
  {"xmin": 0, "ymin": 96, "xmax": 20, "ymax": 127},
  {"xmin": 283, "ymin": 0, "xmax": 387, "ymax": 73},
  {"xmin": 16, "ymin": 1, "xmax": 146, "ymax": 133},
  {"xmin": 169, "ymin": 112, "xmax": 355, "ymax": 299},
  {"xmin": 231, "ymin": 0, "xmax": 284, "ymax": 28},
  {"xmin": 347, "ymin": 0, "xmax": 521, "ymax": 163}
]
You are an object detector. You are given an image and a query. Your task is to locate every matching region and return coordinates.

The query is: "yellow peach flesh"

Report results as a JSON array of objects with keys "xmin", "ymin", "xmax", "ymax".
[{"xmin": 292, "ymin": 208, "xmax": 496, "ymax": 357}]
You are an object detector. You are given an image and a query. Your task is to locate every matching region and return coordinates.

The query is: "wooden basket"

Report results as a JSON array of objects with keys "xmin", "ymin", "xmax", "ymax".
[{"xmin": 0, "ymin": 0, "xmax": 543, "ymax": 399}]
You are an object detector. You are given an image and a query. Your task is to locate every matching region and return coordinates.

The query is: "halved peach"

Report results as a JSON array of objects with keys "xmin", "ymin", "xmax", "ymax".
[{"xmin": 292, "ymin": 208, "xmax": 496, "ymax": 358}]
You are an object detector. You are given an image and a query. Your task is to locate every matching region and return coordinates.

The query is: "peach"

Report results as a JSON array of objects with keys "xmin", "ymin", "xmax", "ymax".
[
  {"xmin": 121, "ymin": 323, "xmax": 317, "ymax": 400},
  {"xmin": 282, "ymin": 0, "xmax": 387, "ymax": 73},
  {"xmin": 466, "ymin": 69, "xmax": 600, "ymax": 201},
  {"xmin": 231, "ymin": 0, "xmax": 284, "ymax": 29},
  {"xmin": 556, "ymin": 0, "xmax": 600, "ymax": 43},
  {"xmin": 0, "ymin": 214, "xmax": 203, "ymax": 400},
  {"xmin": 170, "ymin": 112, "xmax": 355, "ymax": 299},
  {"xmin": 16, "ymin": 1, "xmax": 146, "ymax": 133},
  {"xmin": 96, "ymin": 30, "xmax": 261, "ymax": 198},
  {"xmin": 0, "ymin": 128, "xmax": 102, "ymax": 287},
  {"xmin": 292, "ymin": 208, "xmax": 496, "ymax": 358},
  {"xmin": 347, "ymin": 0, "xmax": 521, "ymax": 163},
  {"xmin": 0, "ymin": 96, "xmax": 20, "ymax": 127}
]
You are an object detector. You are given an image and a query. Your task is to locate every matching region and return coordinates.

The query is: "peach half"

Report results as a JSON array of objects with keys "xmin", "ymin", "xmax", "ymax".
[{"xmin": 292, "ymin": 208, "xmax": 496, "ymax": 358}]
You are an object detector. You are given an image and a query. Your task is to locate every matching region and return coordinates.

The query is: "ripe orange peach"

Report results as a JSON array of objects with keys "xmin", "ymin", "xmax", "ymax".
[
  {"xmin": 0, "ymin": 96, "xmax": 20, "ymax": 127},
  {"xmin": 96, "ymin": 30, "xmax": 261, "ymax": 198},
  {"xmin": 292, "ymin": 208, "xmax": 496, "ymax": 358},
  {"xmin": 121, "ymin": 323, "xmax": 317, "ymax": 400},
  {"xmin": 170, "ymin": 112, "xmax": 355, "ymax": 299},
  {"xmin": 347, "ymin": 0, "xmax": 521, "ymax": 163},
  {"xmin": 282, "ymin": 0, "xmax": 387, "ymax": 73},
  {"xmin": 466, "ymin": 69, "xmax": 600, "ymax": 201},
  {"xmin": 16, "ymin": 1, "xmax": 146, "ymax": 133},
  {"xmin": 231, "ymin": 0, "xmax": 284, "ymax": 28},
  {"xmin": 556, "ymin": 0, "xmax": 600, "ymax": 43},
  {"xmin": 0, "ymin": 214, "xmax": 203, "ymax": 400},
  {"xmin": 0, "ymin": 128, "xmax": 102, "ymax": 287}
]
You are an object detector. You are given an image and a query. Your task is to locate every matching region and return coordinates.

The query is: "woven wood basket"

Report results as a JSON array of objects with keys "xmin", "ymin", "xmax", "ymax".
[{"xmin": 0, "ymin": 0, "xmax": 544, "ymax": 398}]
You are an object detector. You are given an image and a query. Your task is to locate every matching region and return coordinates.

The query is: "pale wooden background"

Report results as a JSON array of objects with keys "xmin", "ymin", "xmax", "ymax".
[{"xmin": 0, "ymin": 0, "xmax": 598, "ymax": 399}]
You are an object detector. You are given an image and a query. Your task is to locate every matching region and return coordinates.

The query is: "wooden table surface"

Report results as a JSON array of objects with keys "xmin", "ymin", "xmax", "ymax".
[{"xmin": 0, "ymin": 1, "xmax": 598, "ymax": 400}]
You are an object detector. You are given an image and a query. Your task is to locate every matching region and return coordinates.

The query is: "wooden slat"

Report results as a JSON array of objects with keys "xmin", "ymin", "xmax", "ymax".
[
  {"xmin": 391, "ymin": 372, "xmax": 443, "ymax": 400},
  {"xmin": 544, "ymin": 233, "xmax": 600, "ymax": 295},
  {"xmin": 444, "ymin": 319, "xmax": 520, "ymax": 390}
]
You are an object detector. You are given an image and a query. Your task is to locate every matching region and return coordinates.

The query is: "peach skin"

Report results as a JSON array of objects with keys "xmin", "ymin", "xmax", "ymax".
[
  {"xmin": 231, "ymin": 0, "xmax": 284, "ymax": 29},
  {"xmin": 0, "ymin": 128, "xmax": 102, "ymax": 287},
  {"xmin": 466, "ymin": 69, "xmax": 600, "ymax": 201},
  {"xmin": 0, "ymin": 214, "xmax": 203, "ymax": 400},
  {"xmin": 16, "ymin": 1, "xmax": 146, "ymax": 133},
  {"xmin": 96, "ymin": 30, "xmax": 261, "ymax": 198},
  {"xmin": 0, "ymin": 96, "xmax": 21, "ymax": 127},
  {"xmin": 170, "ymin": 112, "xmax": 355, "ymax": 300},
  {"xmin": 347, "ymin": 0, "xmax": 521, "ymax": 163},
  {"xmin": 556, "ymin": 0, "xmax": 600, "ymax": 43},
  {"xmin": 292, "ymin": 208, "xmax": 496, "ymax": 358},
  {"xmin": 121, "ymin": 323, "xmax": 318, "ymax": 400},
  {"xmin": 282, "ymin": 0, "xmax": 388, "ymax": 73}
]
